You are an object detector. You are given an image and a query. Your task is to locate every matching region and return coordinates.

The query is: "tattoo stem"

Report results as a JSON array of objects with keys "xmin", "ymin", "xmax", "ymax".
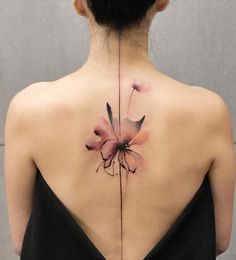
[{"xmin": 127, "ymin": 88, "xmax": 135, "ymax": 118}]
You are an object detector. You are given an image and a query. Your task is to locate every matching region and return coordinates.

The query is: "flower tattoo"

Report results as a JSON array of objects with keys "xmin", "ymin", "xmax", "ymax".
[{"xmin": 85, "ymin": 82, "xmax": 150, "ymax": 176}]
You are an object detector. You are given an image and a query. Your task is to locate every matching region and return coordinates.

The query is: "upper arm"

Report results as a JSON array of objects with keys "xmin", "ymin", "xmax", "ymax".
[
  {"xmin": 200, "ymin": 87, "xmax": 236, "ymax": 253},
  {"xmin": 3, "ymin": 84, "xmax": 42, "ymax": 255}
]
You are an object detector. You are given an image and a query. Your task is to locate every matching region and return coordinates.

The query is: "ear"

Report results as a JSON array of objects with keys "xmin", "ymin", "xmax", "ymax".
[
  {"xmin": 156, "ymin": 0, "xmax": 169, "ymax": 12},
  {"xmin": 73, "ymin": 0, "xmax": 87, "ymax": 17}
]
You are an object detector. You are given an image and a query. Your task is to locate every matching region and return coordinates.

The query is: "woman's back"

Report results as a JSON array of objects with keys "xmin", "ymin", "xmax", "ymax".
[
  {"xmin": 4, "ymin": 1, "xmax": 236, "ymax": 259},
  {"xmin": 21, "ymin": 66, "xmax": 216, "ymax": 259}
]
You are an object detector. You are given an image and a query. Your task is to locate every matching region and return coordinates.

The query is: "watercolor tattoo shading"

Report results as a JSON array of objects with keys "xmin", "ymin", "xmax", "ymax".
[{"xmin": 85, "ymin": 83, "xmax": 150, "ymax": 176}]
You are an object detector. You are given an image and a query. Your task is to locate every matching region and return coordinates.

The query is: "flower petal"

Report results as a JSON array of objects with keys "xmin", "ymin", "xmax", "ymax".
[
  {"xmin": 85, "ymin": 137, "xmax": 102, "ymax": 151},
  {"xmin": 103, "ymin": 156, "xmax": 116, "ymax": 176},
  {"xmin": 131, "ymin": 82, "xmax": 151, "ymax": 93},
  {"xmin": 101, "ymin": 139, "xmax": 118, "ymax": 160},
  {"xmin": 124, "ymin": 149, "xmax": 144, "ymax": 173},
  {"xmin": 128, "ymin": 127, "xmax": 149, "ymax": 146},
  {"xmin": 103, "ymin": 155, "xmax": 115, "ymax": 168},
  {"xmin": 93, "ymin": 116, "xmax": 114, "ymax": 141},
  {"xmin": 85, "ymin": 115, "xmax": 116, "ymax": 151},
  {"xmin": 120, "ymin": 115, "xmax": 145, "ymax": 142},
  {"xmin": 118, "ymin": 151, "xmax": 129, "ymax": 173},
  {"xmin": 106, "ymin": 103, "xmax": 120, "ymax": 138}
]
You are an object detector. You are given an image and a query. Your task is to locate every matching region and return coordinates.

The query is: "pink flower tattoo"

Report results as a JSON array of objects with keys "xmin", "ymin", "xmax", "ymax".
[{"xmin": 85, "ymin": 83, "xmax": 150, "ymax": 176}]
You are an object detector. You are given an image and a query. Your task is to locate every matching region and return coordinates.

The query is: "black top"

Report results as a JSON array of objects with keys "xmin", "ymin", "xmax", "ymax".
[{"xmin": 20, "ymin": 169, "xmax": 216, "ymax": 260}]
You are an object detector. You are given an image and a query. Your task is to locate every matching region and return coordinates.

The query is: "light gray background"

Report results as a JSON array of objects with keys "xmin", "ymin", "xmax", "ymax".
[{"xmin": 1, "ymin": 0, "xmax": 236, "ymax": 259}]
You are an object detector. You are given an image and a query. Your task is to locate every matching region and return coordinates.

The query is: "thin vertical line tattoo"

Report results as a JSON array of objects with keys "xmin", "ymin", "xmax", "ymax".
[
  {"xmin": 118, "ymin": 32, "xmax": 121, "ymax": 136},
  {"xmin": 118, "ymin": 31, "xmax": 124, "ymax": 260}
]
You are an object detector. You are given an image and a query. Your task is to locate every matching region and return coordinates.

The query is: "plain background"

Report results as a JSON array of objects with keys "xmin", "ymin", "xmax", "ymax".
[{"xmin": 0, "ymin": 0, "xmax": 236, "ymax": 259}]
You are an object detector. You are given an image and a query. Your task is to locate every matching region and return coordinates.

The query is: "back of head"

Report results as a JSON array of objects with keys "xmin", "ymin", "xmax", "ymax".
[{"xmin": 85, "ymin": 0, "xmax": 157, "ymax": 31}]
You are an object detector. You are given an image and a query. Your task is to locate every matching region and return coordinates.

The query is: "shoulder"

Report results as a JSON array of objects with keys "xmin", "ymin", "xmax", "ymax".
[
  {"xmin": 9, "ymin": 81, "xmax": 54, "ymax": 104},
  {"xmin": 5, "ymin": 81, "xmax": 54, "ymax": 133},
  {"xmin": 162, "ymin": 81, "xmax": 228, "ymax": 118},
  {"xmin": 191, "ymin": 85, "xmax": 227, "ymax": 108},
  {"xmin": 165, "ymin": 82, "xmax": 233, "ymax": 135},
  {"xmin": 4, "ymin": 76, "xmax": 77, "ymax": 134},
  {"xmin": 191, "ymin": 85, "xmax": 231, "ymax": 122},
  {"xmin": 6, "ymin": 81, "xmax": 53, "ymax": 113},
  {"xmin": 190, "ymin": 86, "xmax": 233, "ymax": 138}
]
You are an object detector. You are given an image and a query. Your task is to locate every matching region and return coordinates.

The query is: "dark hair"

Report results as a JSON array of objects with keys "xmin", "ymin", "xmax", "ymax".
[{"xmin": 85, "ymin": 0, "xmax": 157, "ymax": 32}]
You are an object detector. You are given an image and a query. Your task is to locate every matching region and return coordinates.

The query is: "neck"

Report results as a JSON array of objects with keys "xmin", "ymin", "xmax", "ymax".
[{"xmin": 82, "ymin": 25, "xmax": 154, "ymax": 74}]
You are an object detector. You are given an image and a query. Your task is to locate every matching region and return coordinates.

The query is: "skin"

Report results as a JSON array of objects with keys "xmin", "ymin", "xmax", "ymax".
[{"xmin": 3, "ymin": 0, "xmax": 236, "ymax": 259}]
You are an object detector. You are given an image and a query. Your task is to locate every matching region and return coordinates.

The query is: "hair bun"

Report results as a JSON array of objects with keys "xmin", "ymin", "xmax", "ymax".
[{"xmin": 86, "ymin": 0, "xmax": 156, "ymax": 31}]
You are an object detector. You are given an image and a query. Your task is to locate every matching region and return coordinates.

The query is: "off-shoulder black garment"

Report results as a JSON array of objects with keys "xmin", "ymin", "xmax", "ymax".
[{"xmin": 20, "ymin": 169, "xmax": 216, "ymax": 260}]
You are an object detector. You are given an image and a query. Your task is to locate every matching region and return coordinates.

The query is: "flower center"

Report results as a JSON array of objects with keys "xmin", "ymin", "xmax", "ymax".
[{"xmin": 117, "ymin": 141, "xmax": 129, "ymax": 151}]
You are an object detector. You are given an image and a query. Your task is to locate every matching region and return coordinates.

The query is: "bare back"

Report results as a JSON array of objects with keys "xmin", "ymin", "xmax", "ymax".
[{"xmin": 28, "ymin": 67, "xmax": 215, "ymax": 259}]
